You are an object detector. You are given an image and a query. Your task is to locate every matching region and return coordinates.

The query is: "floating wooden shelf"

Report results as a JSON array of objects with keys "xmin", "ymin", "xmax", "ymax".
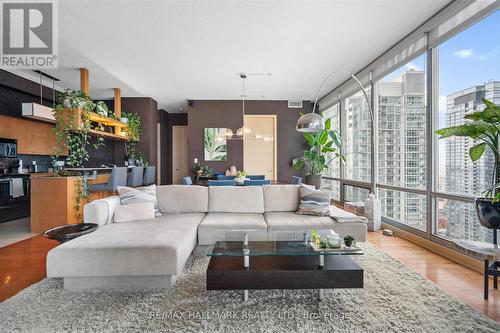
[{"xmin": 61, "ymin": 108, "xmax": 133, "ymax": 141}]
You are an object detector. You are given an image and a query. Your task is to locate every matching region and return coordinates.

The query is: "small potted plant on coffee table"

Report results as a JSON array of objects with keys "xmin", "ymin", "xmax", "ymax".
[{"xmin": 344, "ymin": 235, "xmax": 355, "ymax": 247}]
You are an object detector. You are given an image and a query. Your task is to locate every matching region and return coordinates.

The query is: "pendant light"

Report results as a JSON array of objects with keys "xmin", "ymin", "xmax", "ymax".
[{"xmin": 235, "ymin": 73, "xmax": 251, "ymax": 138}]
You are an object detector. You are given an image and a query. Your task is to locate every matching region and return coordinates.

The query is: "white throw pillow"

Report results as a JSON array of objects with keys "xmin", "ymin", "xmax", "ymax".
[
  {"xmin": 114, "ymin": 202, "xmax": 155, "ymax": 223},
  {"xmin": 117, "ymin": 185, "xmax": 161, "ymax": 216}
]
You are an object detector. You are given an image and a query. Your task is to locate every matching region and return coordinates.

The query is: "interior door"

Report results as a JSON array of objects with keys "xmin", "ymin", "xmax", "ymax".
[
  {"xmin": 243, "ymin": 115, "xmax": 277, "ymax": 180},
  {"xmin": 172, "ymin": 126, "xmax": 188, "ymax": 184}
]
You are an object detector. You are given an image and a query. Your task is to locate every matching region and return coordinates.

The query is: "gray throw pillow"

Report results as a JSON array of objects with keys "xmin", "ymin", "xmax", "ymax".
[
  {"xmin": 117, "ymin": 185, "xmax": 161, "ymax": 216},
  {"xmin": 296, "ymin": 184, "xmax": 331, "ymax": 216}
]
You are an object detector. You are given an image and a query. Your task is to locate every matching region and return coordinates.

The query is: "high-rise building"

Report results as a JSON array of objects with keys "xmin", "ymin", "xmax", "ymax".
[
  {"xmin": 377, "ymin": 70, "xmax": 427, "ymax": 230},
  {"xmin": 441, "ymin": 81, "xmax": 500, "ymax": 242}
]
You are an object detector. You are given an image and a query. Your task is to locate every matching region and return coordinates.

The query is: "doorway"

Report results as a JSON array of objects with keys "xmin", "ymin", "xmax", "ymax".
[
  {"xmin": 243, "ymin": 115, "xmax": 277, "ymax": 180},
  {"xmin": 172, "ymin": 126, "xmax": 188, "ymax": 184}
]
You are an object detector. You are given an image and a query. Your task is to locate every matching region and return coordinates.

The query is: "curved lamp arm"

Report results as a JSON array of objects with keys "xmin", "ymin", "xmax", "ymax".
[
  {"xmin": 299, "ymin": 70, "xmax": 377, "ymax": 195},
  {"xmin": 311, "ymin": 70, "xmax": 373, "ymax": 124}
]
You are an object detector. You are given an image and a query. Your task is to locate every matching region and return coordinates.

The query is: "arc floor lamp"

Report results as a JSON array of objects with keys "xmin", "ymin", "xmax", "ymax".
[{"xmin": 296, "ymin": 70, "xmax": 377, "ymax": 195}]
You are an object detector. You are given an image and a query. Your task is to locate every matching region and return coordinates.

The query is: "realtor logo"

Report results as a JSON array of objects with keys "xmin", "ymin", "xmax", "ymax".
[{"xmin": 1, "ymin": 0, "xmax": 58, "ymax": 69}]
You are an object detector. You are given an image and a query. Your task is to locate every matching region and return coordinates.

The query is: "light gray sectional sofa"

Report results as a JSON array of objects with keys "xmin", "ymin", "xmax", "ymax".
[{"xmin": 46, "ymin": 185, "xmax": 367, "ymax": 290}]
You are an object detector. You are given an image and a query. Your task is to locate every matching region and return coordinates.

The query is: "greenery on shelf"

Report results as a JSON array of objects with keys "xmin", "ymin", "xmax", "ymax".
[
  {"xmin": 292, "ymin": 115, "xmax": 345, "ymax": 176},
  {"xmin": 436, "ymin": 98, "xmax": 500, "ymax": 201},
  {"xmin": 52, "ymin": 89, "xmax": 106, "ymax": 222},
  {"xmin": 95, "ymin": 101, "xmax": 111, "ymax": 117},
  {"xmin": 122, "ymin": 112, "xmax": 145, "ymax": 165}
]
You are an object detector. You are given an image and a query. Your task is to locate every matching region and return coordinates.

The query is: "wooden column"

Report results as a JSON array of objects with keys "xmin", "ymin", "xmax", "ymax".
[
  {"xmin": 114, "ymin": 88, "xmax": 122, "ymax": 136},
  {"xmin": 80, "ymin": 68, "xmax": 89, "ymax": 95}
]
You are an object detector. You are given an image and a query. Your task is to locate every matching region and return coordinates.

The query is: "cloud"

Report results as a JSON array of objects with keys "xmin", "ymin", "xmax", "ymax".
[
  {"xmin": 404, "ymin": 62, "xmax": 420, "ymax": 71},
  {"xmin": 453, "ymin": 49, "xmax": 473, "ymax": 58}
]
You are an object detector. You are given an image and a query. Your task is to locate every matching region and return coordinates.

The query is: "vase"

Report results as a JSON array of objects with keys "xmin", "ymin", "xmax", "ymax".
[
  {"xmin": 305, "ymin": 174, "xmax": 322, "ymax": 189},
  {"xmin": 475, "ymin": 198, "xmax": 500, "ymax": 245}
]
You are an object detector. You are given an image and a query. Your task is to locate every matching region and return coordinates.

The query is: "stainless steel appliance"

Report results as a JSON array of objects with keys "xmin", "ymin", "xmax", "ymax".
[{"xmin": 0, "ymin": 138, "xmax": 17, "ymax": 158}]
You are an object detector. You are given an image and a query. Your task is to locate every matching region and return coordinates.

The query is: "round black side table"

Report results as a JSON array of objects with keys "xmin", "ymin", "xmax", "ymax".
[{"xmin": 44, "ymin": 223, "xmax": 98, "ymax": 243}]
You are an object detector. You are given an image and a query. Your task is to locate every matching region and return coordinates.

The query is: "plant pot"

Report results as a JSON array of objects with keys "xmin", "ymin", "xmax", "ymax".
[
  {"xmin": 305, "ymin": 174, "xmax": 322, "ymax": 189},
  {"xmin": 475, "ymin": 198, "xmax": 500, "ymax": 229},
  {"xmin": 344, "ymin": 240, "xmax": 352, "ymax": 247},
  {"xmin": 120, "ymin": 117, "xmax": 128, "ymax": 124}
]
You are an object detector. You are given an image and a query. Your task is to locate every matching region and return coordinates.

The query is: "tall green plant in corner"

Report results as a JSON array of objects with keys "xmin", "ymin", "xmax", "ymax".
[
  {"xmin": 436, "ymin": 98, "xmax": 500, "ymax": 234},
  {"xmin": 293, "ymin": 115, "xmax": 344, "ymax": 188}
]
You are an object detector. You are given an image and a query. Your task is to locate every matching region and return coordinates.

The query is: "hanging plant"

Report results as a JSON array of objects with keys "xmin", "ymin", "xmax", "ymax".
[
  {"xmin": 52, "ymin": 89, "xmax": 105, "ymax": 222},
  {"xmin": 122, "ymin": 112, "xmax": 145, "ymax": 165},
  {"xmin": 52, "ymin": 89, "xmax": 105, "ymax": 168}
]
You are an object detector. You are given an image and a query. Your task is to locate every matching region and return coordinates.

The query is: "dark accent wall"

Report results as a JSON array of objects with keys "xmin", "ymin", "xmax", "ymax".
[
  {"xmin": 186, "ymin": 100, "xmax": 311, "ymax": 182},
  {"xmin": 159, "ymin": 111, "xmax": 188, "ymax": 185}
]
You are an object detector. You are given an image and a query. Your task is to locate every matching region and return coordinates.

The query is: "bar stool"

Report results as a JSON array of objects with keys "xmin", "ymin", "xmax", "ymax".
[
  {"xmin": 127, "ymin": 167, "xmax": 144, "ymax": 187},
  {"xmin": 89, "ymin": 167, "xmax": 127, "ymax": 194},
  {"xmin": 143, "ymin": 166, "xmax": 156, "ymax": 186}
]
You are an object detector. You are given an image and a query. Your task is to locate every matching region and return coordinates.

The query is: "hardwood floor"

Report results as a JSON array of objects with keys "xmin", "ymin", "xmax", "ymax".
[
  {"xmin": 0, "ymin": 232, "xmax": 498, "ymax": 322},
  {"xmin": 0, "ymin": 235, "xmax": 57, "ymax": 302},
  {"xmin": 368, "ymin": 231, "xmax": 500, "ymax": 322}
]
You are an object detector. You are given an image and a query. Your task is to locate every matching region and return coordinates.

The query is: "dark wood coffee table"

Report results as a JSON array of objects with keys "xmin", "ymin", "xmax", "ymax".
[
  {"xmin": 207, "ymin": 239, "xmax": 364, "ymax": 301},
  {"xmin": 44, "ymin": 223, "xmax": 98, "ymax": 243}
]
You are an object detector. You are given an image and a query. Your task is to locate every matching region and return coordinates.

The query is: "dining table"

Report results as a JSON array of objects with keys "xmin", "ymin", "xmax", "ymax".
[{"xmin": 194, "ymin": 178, "xmax": 288, "ymax": 186}]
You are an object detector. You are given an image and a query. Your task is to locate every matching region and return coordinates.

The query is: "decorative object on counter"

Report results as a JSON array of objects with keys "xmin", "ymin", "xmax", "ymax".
[
  {"xmin": 344, "ymin": 235, "xmax": 355, "ymax": 247},
  {"xmin": 204, "ymin": 128, "xmax": 227, "ymax": 161},
  {"xmin": 44, "ymin": 223, "xmax": 98, "ymax": 244},
  {"xmin": 292, "ymin": 116, "xmax": 344, "ymax": 189},
  {"xmin": 436, "ymin": 98, "xmax": 500, "ymax": 244},
  {"xmin": 364, "ymin": 193, "xmax": 381, "ymax": 231}
]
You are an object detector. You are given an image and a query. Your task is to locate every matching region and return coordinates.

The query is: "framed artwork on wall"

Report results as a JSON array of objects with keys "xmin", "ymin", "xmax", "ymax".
[{"xmin": 204, "ymin": 128, "xmax": 227, "ymax": 161}]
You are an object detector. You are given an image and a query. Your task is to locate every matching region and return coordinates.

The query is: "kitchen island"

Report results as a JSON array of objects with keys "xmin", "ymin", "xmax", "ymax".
[{"xmin": 30, "ymin": 170, "xmax": 111, "ymax": 233}]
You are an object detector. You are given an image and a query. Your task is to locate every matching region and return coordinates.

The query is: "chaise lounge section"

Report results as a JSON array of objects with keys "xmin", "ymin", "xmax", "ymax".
[{"xmin": 46, "ymin": 184, "xmax": 367, "ymax": 290}]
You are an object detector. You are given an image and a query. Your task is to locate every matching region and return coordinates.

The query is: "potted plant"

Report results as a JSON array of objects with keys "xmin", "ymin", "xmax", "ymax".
[
  {"xmin": 292, "ymin": 116, "xmax": 344, "ymax": 189},
  {"xmin": 344, "ymin": 235, "xmax": 355, "ymax": 247},
  {"xmin": 95, "ymin": 101, "xmax": 109, "ymax": 117},
  {"xmin": 436, "ymin": 98, "xmax": 500, "ymax": 235},
  {"xmin": 236, "ymin": 170, "xmax": 247, "ymax": 183}
]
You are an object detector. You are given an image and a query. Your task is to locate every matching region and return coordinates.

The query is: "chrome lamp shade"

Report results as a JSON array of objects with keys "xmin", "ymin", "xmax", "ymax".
[{"xmin": 296, "ymin": 112, "xmax": 325, "ymax": 132}]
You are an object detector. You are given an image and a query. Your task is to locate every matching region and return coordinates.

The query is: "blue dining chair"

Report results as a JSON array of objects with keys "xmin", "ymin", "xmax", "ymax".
[
  {"xmin": 247, "ymin": 175, "xmax": 265, "ymax": 180},
  {"xmin": 208, "ymin": 179, "xmax": 235, "ymax": 186},
  {"xmin": 291, "ymin": 176, "xmax": 302, "ymax": 184},
  {"xmin": 217, "ymin": 175, "xmax": 236, "ymax": 180},
  {"xmin": 243, "ymin": 179, "xmax": 271, "ymax": 186},
  {"xmin": 127, "ymin": 166, "xmax": 144, "ymax": 187},
  {"xmin": 89, "ymin": 167, "xmax": 127, "ymax": 193},
  {"xmin": 182, "ymin": 176, "xmax": 192, "ymax": 185},
  {"xmin": 142, "ymin": 166, "xmax": 156, "ymax": 186}
]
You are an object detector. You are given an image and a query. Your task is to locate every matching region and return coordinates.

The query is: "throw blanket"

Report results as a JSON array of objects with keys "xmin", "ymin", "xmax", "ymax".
[{"xmin": 330, "ymin": 205, "xmax": 367, "ymax": 223}]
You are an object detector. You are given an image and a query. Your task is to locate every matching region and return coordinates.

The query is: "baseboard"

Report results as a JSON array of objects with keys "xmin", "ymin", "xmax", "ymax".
[{"xmin": 381, "ymin": 223, "xmax": 484, "ymax": 274}]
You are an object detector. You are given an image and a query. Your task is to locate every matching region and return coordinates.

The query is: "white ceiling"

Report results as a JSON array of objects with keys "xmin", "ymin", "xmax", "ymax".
[{"xmin": 19, "ymin": 0, "xmax": 451, "ymax": 111}]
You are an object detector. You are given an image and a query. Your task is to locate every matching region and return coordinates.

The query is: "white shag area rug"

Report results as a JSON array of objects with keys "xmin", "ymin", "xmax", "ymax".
[{"xmin": 1, "ymin": 242, "xmax": 498, "ymax": 333}]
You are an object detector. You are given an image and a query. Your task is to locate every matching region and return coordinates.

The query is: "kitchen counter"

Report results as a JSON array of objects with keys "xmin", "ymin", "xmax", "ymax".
[{"xmin": 30, "ymin": 173, "xmax": 111, "ymax": 233}]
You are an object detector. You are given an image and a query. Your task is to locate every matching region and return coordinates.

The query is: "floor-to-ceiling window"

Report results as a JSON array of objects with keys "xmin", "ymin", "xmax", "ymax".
[
  {"xmin": 433, "ymin": 9, "xmax": 500, "ymax": 243},
  {"xmin": 376, "ymin": 54, "xmax": 427, "ymax": 231},
  {"xmin": 322, "ymin": 104, "xmax": 341, "ymax": 200},
  {"xmin": 320, "ymin": 4, "xmax": 500, "ymax": 250}
]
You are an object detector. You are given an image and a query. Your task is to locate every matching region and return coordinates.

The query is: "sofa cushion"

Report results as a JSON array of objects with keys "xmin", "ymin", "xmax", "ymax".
[
  {"xmin": 157, "ymin": 185, "xmax": 208, "ymax": 213},
  {"xmin": 47, "ymin": 213, "xmax": 206, "ymax": 278},
  {"xmin": 209, "ymin": 186, "xmax": 264, "ymax": 213},
  {"xmin": 197, "ymin": 213, "xmax": 268, "ymax": 245},
  {"xmin": 296, "ymin": 185, "xmax": 331, "ymax": 216},
  {"xmin": 265, "ymin": 212, "xmax": 367, "ymax": 242},
  {"xmin": 114, "ymin": 202, "xmax": 155, "ymax": 223},
  {"xmin": 263, "ymin": 185, "xmax": 300, "ymax": 212}
]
